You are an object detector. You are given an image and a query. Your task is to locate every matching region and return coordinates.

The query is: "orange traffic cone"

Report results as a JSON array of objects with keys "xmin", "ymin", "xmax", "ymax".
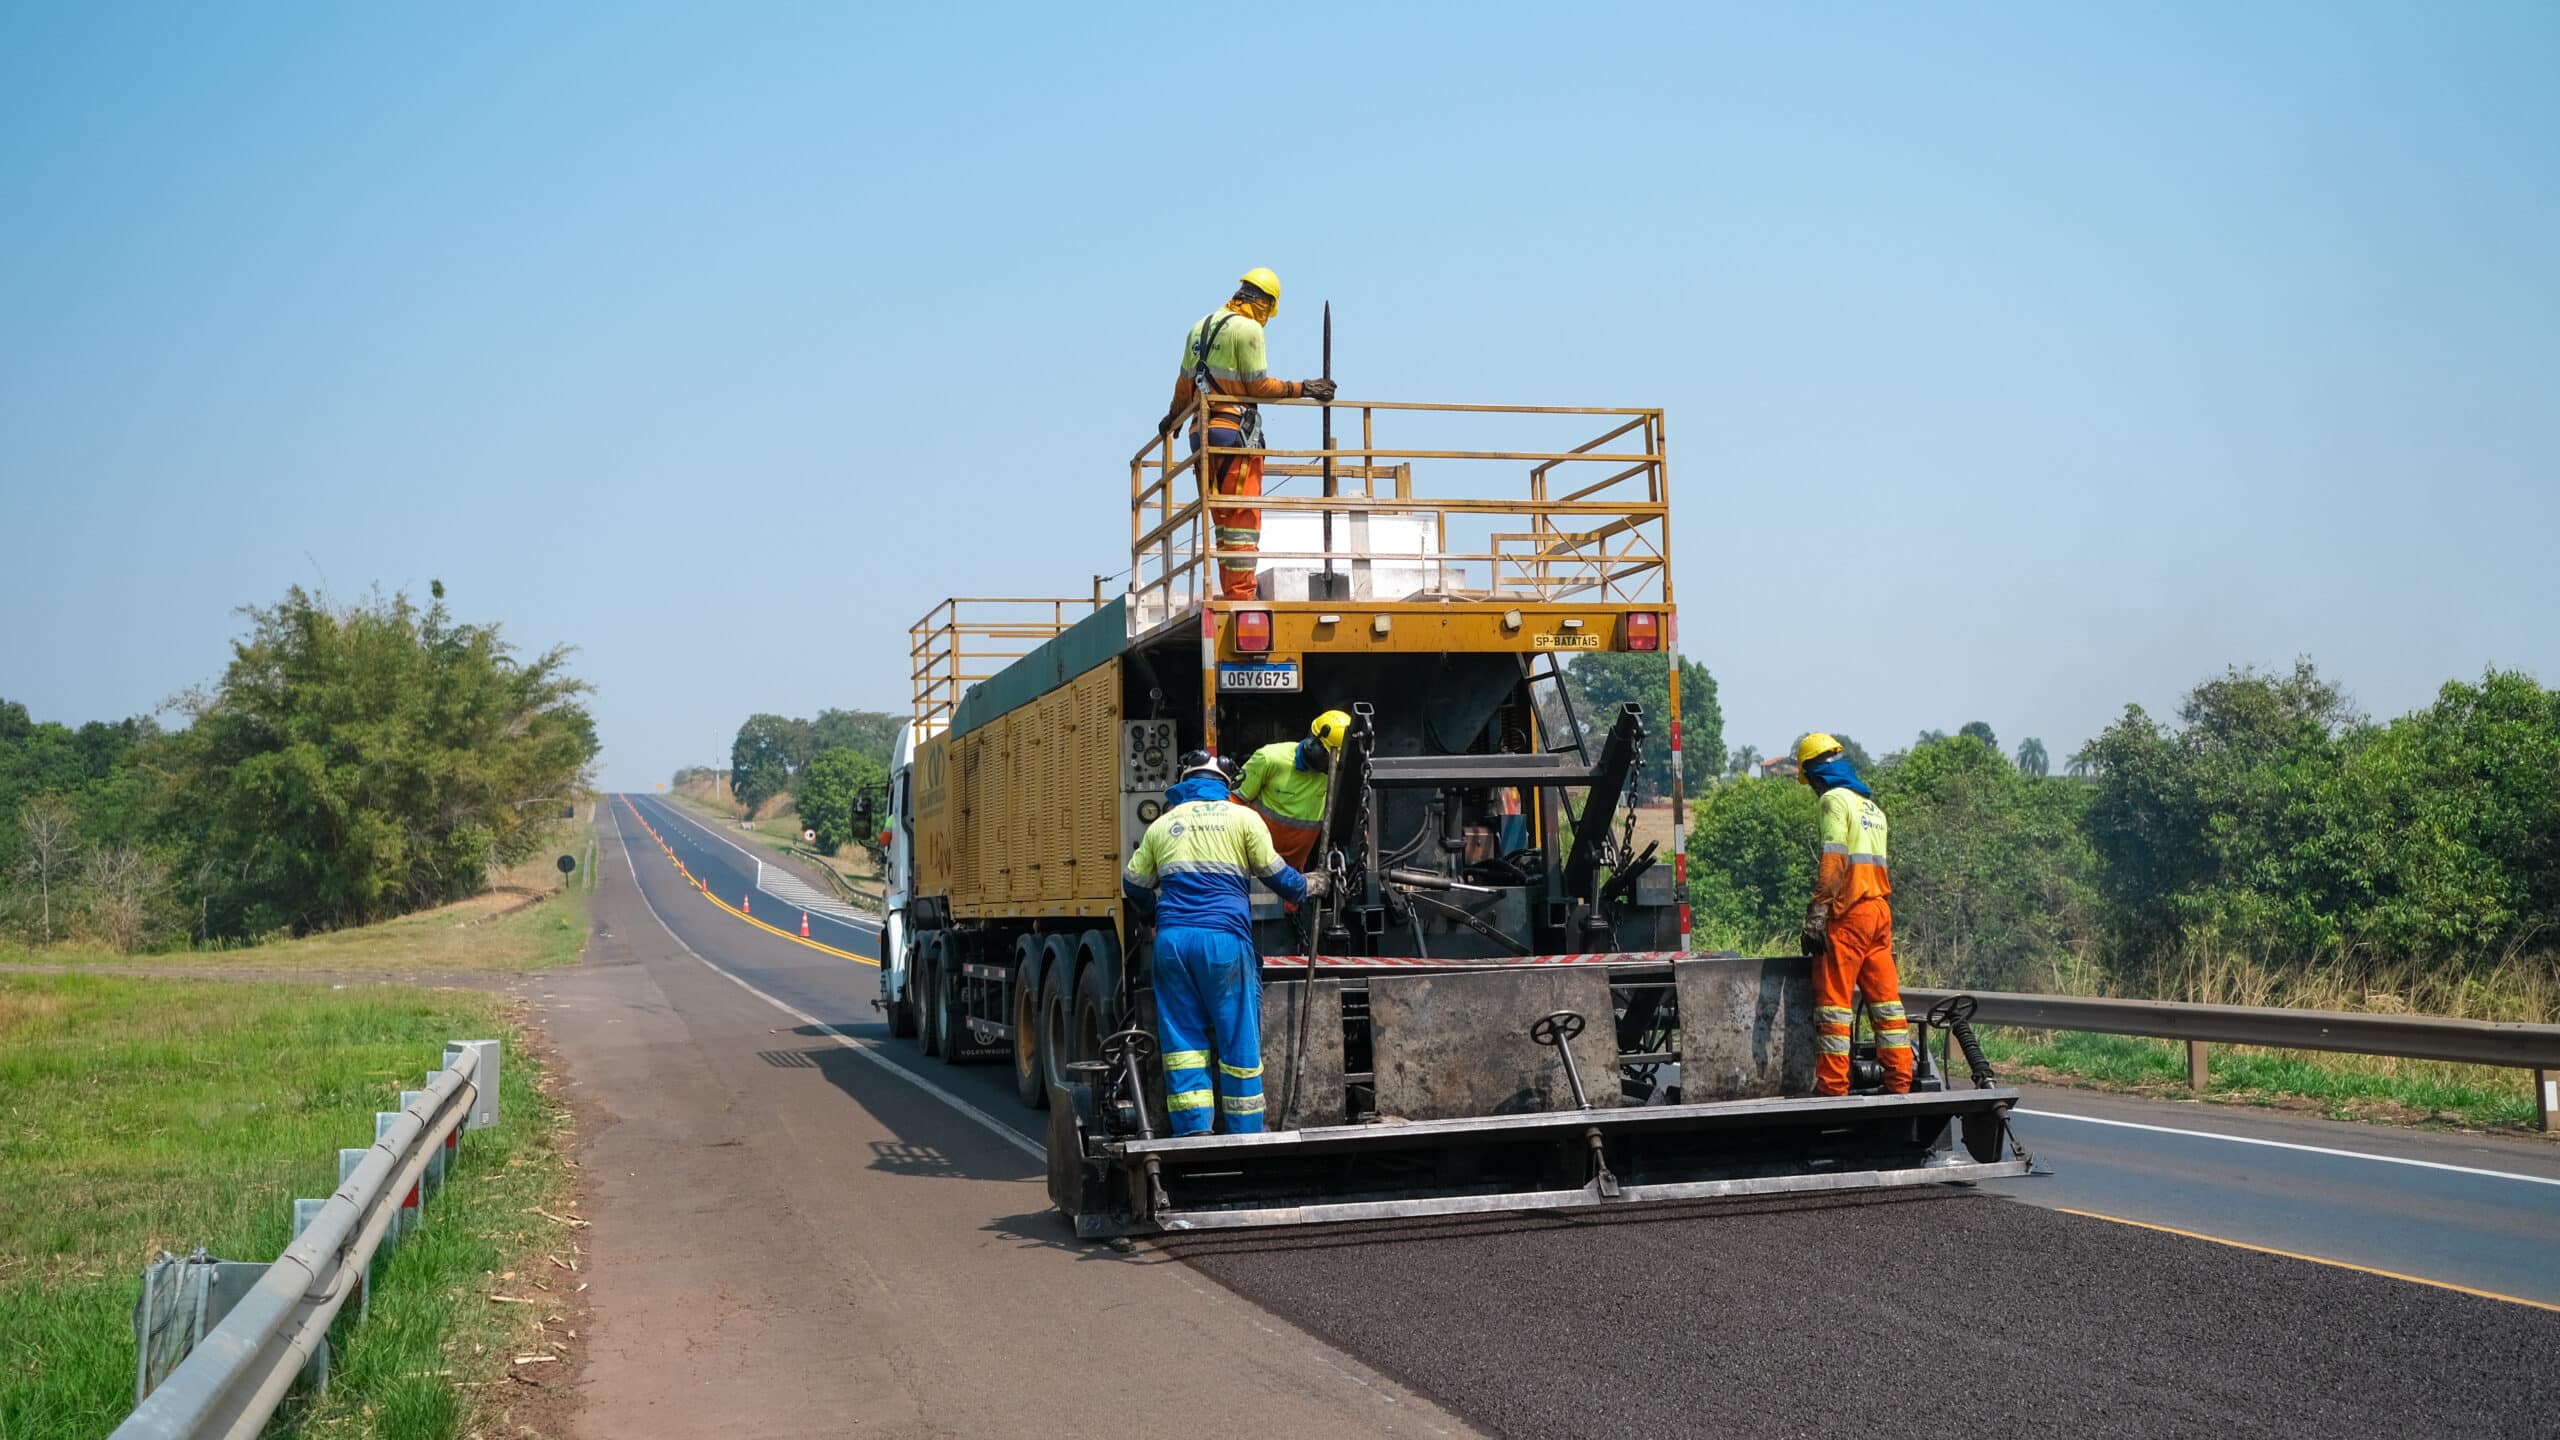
[
  {"xmin": 742, "ymin": 891, "xmax": 750, "ymax": 915},
  {"xmin": 800, "ymin": 912, "xmax": 810, "ymax": 938}
]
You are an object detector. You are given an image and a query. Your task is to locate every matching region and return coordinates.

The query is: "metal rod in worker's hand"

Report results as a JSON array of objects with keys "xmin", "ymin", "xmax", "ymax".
[{"xmin": 1321, "ymin": 301, "xmax": 1336, "ymax": 577}]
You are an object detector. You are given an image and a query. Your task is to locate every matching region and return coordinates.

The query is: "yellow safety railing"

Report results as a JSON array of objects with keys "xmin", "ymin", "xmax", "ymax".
[
  {"xmin": 910, "ymin": 596, "xmax": 1104, "ymax": 735},
  {"xmin": 1127, "ymin": 396, "xmax": 1672, "ymax": 626}
]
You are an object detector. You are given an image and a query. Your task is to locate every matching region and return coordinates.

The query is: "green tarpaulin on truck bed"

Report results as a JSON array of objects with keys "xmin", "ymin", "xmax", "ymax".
[{"xmin": 950, "ymin": 596, "xmax": 1130, "ymax": 739}]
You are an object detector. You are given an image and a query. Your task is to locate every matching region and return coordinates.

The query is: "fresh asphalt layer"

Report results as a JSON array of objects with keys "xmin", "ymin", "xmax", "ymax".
[{"xmin": 612, "ymin": 794, "xmax": 2559, "ymax": 1436}]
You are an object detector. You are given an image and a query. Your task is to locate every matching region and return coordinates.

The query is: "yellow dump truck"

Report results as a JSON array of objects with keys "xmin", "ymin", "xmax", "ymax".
[{"xmin": 882, "ymin": 393, "xmax": 2025, "ymax": 1235}]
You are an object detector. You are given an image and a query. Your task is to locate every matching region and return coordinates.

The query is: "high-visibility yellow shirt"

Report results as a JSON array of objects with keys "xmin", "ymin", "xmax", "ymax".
[
  {"xmin": 1235, "ymin": 740, "xmax": 1328, "ymax": 828},
  {"xmin": 1166, "ymin": 309, "xmax": 1300, "ymax": 434},
  {"xmin": 1815, "ymin": 788, "xmax": 1891, "ymax": 912}
]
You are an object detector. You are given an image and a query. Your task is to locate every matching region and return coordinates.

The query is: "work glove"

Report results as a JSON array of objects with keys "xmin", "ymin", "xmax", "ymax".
[
  {"xmin": 1155, "ymin": 412, "xmax": 1179, "ymax": 439},
  {"xmin": 1301, "ymin": 872, "xmax": 1329, "ymax": 899},
  {"xmin": 1799, "ymin": 902, "xmax": 1830, "ymax": 958},
  {"xmin": 1299, "ymin": 377, "xmax": 1338, "ymax": 402}
]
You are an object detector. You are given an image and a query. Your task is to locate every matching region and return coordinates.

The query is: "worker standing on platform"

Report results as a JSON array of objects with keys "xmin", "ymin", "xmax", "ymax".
[
  {"xmin": 1232, "ymin": 709, "xmax": 1349, "ymax": 870},
  {"xmin": 1124, "ymin": 752, "xmax": 1315, "ymax": 1134},
  {"xmin": 1157, "ymin": 268, "xmax": 1338, "ymax": 601},
  {"xmin": 1796, "ymin": 733, "xmax": 1911, "ymax": 1095}
]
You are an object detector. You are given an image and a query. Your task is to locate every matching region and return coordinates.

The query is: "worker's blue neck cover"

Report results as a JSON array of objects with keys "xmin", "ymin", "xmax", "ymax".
[
  {"xmin": 1803, "ymin": 755, "xmax": 1871, "ymax": 798},
  {"xmin": 1167, "ymin": 775, "xmax": 1231, "ymax": 805}
]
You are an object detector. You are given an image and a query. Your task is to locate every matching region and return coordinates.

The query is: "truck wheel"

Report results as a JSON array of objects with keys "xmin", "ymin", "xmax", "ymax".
[
  {"xmin": 888, "ymin": 934, "xmax": 920, "ymax": 1040},
  {"xmin": 918, "ymin": 934, "xmax": 945, "ymax": 1058},
  {"xmin": 934, "ymin": 937, "xmax": 967, "ymax": 1065},
  {"xmin": 1039, "ymin": 967, "xmax": 1073, "ymax": 1098},
  {"xmin": 1072, "ymin": 960, "xmax": 1115, "ymax": 1083},
  {"xmin": 1039, "ymin": 933, "xmax": 1081, "ymax": 1099},
  {"xmin": 1010, "ymin": 935, "xmax": 1046, "ymax": 1109}
]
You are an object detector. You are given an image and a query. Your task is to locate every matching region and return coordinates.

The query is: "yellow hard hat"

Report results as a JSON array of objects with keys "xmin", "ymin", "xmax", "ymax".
[
  {"xmin": 1795, "ymin": 732, "xmax": 1843, "ymax": 769},
  {"xmin": 1238, "ymin": 266, "xmax": 1283, "ymax": 310},
  {"xmin": 1311, "ymin": 708, "xmax": 1351, "ymax": 751}
]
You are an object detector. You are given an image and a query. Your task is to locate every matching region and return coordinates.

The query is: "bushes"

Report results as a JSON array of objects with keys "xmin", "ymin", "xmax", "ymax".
[
  {"xmin": 1686, "ymin": 662, "xmax": 2560, "ymax": 1010},
  {"xmin": 0, "ymin": 585, "xmax": 597, "ymax": 950}
]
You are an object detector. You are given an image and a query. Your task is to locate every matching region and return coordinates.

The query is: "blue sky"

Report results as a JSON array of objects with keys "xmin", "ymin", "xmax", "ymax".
[{"xmin": 4, "ymin": 2, "xmax": 2553, "ymax": 789}]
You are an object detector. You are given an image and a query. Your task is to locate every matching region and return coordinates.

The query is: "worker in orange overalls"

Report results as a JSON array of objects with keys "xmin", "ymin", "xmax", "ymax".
[
  {"xmin": 1796, "ymin": 732, "xmax": 1910, "ymax": 1095},
  {"xmin": 1157, "ymin": 268, "xmax": 1337, "ymax": 601}
]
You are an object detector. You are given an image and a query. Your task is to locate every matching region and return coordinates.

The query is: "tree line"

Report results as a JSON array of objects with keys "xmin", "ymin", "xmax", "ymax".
[
  {"xmin": 2, "ymin": 585, "xmax": 598, "ymax": 951},
  {"xmin": 688, "ymin": 709, "xmax": 901, "ymax": 859},
  {"xmin": 1685, "ymin": 660, "xmax": 2560, "ymax": 1004}
]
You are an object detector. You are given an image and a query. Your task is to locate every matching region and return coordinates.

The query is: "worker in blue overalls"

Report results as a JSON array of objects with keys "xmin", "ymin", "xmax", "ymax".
[{"xmin": 1122, "ymin": 751, "xmax": 1315, "ymax": 1134}]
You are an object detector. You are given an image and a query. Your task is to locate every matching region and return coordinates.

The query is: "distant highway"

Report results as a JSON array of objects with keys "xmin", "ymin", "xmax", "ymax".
[{"xmin": 603, "ymin": 792, "xmax": 2558, "ymax": 1437}]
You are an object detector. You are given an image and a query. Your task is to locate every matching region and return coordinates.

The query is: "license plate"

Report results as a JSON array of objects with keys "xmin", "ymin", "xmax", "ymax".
[
  {"xmin": 1533, "ymin": 633, "xmax": 1601, "ymax": 649},
  {"xmin": 1218, "ymin": 662, "xmax": 1302, "ymax": 692}
]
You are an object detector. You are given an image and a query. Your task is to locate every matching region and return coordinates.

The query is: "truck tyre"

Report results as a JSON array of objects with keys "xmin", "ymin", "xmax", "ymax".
[
  {"xmin": 1072, "ymin": 959, "xmax": 1115, "ymax": 1085},
  {"xmin": 887, "ymin": 930, "xmax": 919, "ymax": 1040},
  {"xmin": 1010, "ymin": 935, "xmax": 1046, "ymax": 1109},
  {"xmin": 934, "ymin": 933, "xmax": 968, "ymax": 1065},
  {"xmin": 1039, "ymin": 966, "xmax": 1073, "ymax": 1099},
  {"xmin": 918, "ymin": 932, "xmax": 945, "ymax": 1058}
]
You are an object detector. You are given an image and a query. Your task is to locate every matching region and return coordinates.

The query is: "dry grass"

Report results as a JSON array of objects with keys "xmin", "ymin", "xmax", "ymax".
[
  {"xmin": 1967, "ymin": 947, "xmax": 2559, "ymax": 1134},
  {"xmin": 0, "ymin": 815, "xmax": 595, "ymax": 976}
]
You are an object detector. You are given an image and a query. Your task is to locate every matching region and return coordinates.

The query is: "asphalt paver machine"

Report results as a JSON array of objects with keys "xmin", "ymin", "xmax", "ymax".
[{"xmin": 883, "ymin": 391, "xmax": 2029, "ymax": 1235}]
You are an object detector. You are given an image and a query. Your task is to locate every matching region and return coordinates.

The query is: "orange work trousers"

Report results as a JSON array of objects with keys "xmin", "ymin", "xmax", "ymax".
[
  {"xmin": 1209, "ymin": 451, "xmax": 1263, "ymax": 601},
  {"xmin": 1812, "ymin": 899, "xmax": 1911, "ymax": 1095}
]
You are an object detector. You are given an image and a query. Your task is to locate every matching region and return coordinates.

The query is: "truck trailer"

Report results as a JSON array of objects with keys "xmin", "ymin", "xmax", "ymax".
[{"xmin": 881, "ymin": 393, "xmax": 2026, "ymax": 1235}]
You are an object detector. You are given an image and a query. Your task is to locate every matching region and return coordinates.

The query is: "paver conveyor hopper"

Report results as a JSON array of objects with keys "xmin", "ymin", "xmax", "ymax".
[{"xmin": 880, "ymin": 392, "xmax": 2029, "ymax": 1235}]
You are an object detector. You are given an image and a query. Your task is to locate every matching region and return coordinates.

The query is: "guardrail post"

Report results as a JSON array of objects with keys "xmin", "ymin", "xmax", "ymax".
[
  {"xmin": 2538, "ymin": 1068, "xmax": 2555, "ymax": 1134},
  {"xmin": 2186, "ymin": 1040, "xmax": 2209, "ymax": 1092},
  {"xmin": 375, "ymin": 1113, "xmax": 422, "ymax": 1238},
  {"xmin": 421, "ymin": 1072, "xmax": 451, "ymax": 1194},
  {"xmin": 446, "ymin": 1040, "xmax": 501, "ymax": 1130},
  {"xmin": 336, "ymin": 1150, "xmax": 373, "ymax": 1323},
  {"xmin": 289, "ymin": 1199, "xmax": 333, "ymax": 1395}
]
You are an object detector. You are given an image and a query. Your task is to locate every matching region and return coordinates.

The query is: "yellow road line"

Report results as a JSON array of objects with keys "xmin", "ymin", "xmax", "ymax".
[
  {"xmin": 616, "ymin": 795, "xmax": 881, "ymax": 968},
  {"xmin": 2055, "ymin": 1208, "xmax": 2560, "ymax": 1313}
]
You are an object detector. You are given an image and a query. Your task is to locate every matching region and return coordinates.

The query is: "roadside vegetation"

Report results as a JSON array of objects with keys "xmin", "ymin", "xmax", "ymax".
[
  {"xmin": 0, "ymin": 972, "xmax": 578, "ymax": 1440},
  {"xmin": 0, "ymin": 816, "xmax": 595, "ymax": 975},
  {"xmin": 1681, "ymin": 657, "xmax": 2560, "ymax": 1131},
  {"xmin": 672, "ymin": 705, "xmax": 902, "ymax": 891},
  {"xmin": 0, "ymin": 583, "xmax": 598, "ymax": 956}
]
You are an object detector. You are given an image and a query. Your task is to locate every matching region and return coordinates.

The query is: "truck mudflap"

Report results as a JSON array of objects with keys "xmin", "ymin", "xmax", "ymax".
[{"xmin": 1054, "ymin": 1086, "xmax": 2029, "ymax": 1238}]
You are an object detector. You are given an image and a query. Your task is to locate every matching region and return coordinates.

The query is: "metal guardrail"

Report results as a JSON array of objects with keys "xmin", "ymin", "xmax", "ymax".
[
  {"xmin": 114, "ymin": 1040, "xmax": 502, "ymax": 1440},
  {"xmin": 1907, "ymin": 988, "xmax": 2560, "ymax": 1132}
]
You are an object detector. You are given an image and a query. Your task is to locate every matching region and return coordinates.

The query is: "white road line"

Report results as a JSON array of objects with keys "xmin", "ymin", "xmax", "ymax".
[
  {"xmin": 607, "ymin": 800, "xmax": 1042, "ymax": 1162},
  {"xmin": 2017, "ymin": 1108, "xmax": 2560, "ymax": 1189}
]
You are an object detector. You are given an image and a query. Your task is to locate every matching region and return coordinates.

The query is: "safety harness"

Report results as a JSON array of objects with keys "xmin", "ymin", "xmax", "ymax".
[{"xmin": 1187, "ymin": 311, "xmax": 1266, "ymax": 451}]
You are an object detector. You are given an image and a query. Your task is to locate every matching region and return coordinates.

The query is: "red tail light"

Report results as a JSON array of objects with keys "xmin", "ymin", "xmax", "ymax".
[
  {"xmin": 1625, "ymin": 612, "xmax": 1660, "ymax": 650},
  {"xmin": 1234, "ymin": 610, "xmax": 1273, "ymax": 652}
]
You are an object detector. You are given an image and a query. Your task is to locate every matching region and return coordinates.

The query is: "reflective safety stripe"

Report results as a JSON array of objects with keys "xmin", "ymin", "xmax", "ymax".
[
  {"xmin": 1870, "ymin": 1003, "xmax": 1906, "ymax": 1021},
  {"xmin": 1815, "ymin": 1007, "xmax": 1856, "ymax": 1025},
  {"xmin": 1162, "ymin": 1049, "xmax": 1209, "ymax": 1070},
  {"xmin": 1848, "ymin": 853, "xmax": 1888, "ymax": 867},
  {"xmin": 1166, "ymin": 1089, "xmax": 1215, "ymax": 1111},
  {"xmin": 1821, "ymin": 842, "xmax": 1848, "ymax": 855},
  {"xmin": 1876, "ymin": 1032, "xmax": 1912, "ymax": 1050},
  {"xmin": 1160, "ymin": 859, "xmax": 1250, "ymax": 878},
  {"xmin": 1816, "ymin": 1033, "xmax": 1853, "ymax": 1054},
  {"xmin": 1222, "ymin": 1094, "xmax": 1266, "ymax": 1114},
  {"xmin": 1218, "ymin": 1061, "xmax": 1264, "ymax": 1079}
]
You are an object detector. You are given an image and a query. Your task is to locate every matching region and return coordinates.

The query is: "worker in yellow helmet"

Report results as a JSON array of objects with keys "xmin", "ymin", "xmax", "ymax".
[
  {"xmin": 1795, "ymin": 732, "xmax": 1909, "ymax": 1096},
  {"xmin": 1231, "ymin": 709, "xmax": 1349, "ymax": 870},
  {"xmin": 1157, "ymin": 269, "xmax": 1338, "ymax": 601}
]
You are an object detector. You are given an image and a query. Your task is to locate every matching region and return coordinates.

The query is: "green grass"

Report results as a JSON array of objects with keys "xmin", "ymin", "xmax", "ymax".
[
  {"xmin": 0, "ymin": 881, "xmax": 588, "ymax": 975},
  {"xmin": 0, "ymin": 974, "xmax": 578, "ymax": 1440},
  {"xmin": 1972, "ymin": 1027, "xmax": 2543, "ymax": 1131}
]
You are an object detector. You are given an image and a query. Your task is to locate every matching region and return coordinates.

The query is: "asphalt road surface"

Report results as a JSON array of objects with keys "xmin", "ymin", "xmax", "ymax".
[{"xmin": 579, "ymin": 793, "xmax": 2558, "ymax": 1438}]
